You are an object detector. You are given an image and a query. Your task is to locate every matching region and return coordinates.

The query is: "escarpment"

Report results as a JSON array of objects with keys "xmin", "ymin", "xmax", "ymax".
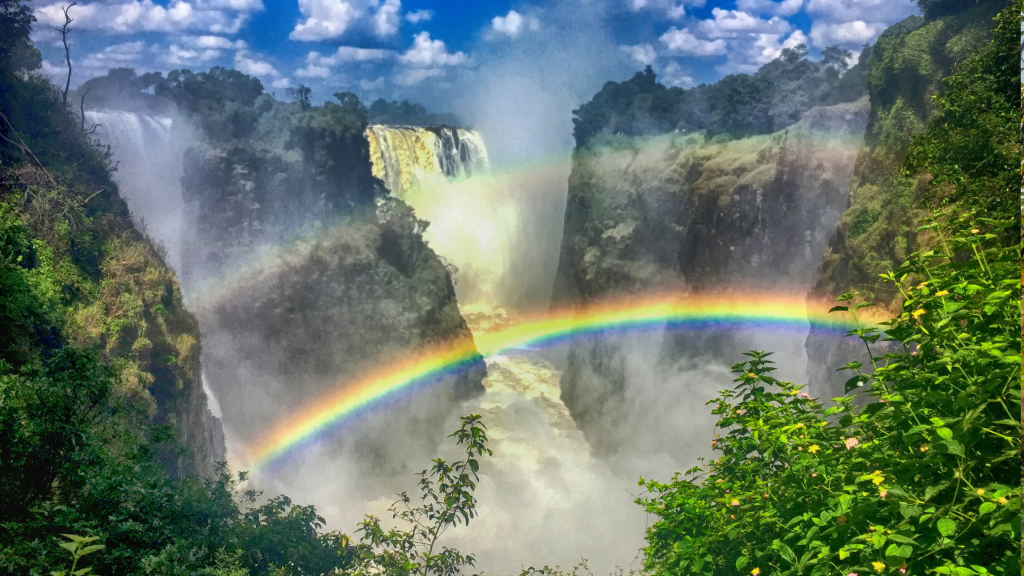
[
  {"xmin": 552, "ymin": 101, "xmax": 868, "ymax": 455},
  {"xmin": 179, "ymin": 99, "xmax": 485, "ymax": 478}
]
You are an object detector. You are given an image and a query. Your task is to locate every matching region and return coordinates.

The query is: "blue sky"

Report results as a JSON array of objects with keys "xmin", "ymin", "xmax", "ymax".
[{"xmin": 28, "ymin": 0, "xmax": 921, "ymax": 157}]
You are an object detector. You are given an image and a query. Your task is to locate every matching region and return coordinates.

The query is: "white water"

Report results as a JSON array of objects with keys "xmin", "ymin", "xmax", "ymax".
[{"xmin": 85, "ymin": 109, "xmax": 191, "ymax": 272}]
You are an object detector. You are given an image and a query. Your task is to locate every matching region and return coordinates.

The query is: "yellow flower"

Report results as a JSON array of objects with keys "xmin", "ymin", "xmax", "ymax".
[
  {"xmin": 912, "ymin": 309, "xmax": 926, "ymax": 318},
  {"xmin": 872, "ymin": 562, "xmax": 887, "ymax": 572},
  {"xmin": 752, "ymin": 568, "xmax": 761, "ymax": 576},
  {"xmin": 872, "ymin": 474, "xmax": 885, "ymax": 486},
  {"xmin": 808, "ymin": 444, "xmax": 820, "ymax": 453},
  {"xmin": 935, "ymin": 290, "xmax": 948, "ymax": 297},
  {"xmin": 747, "ymin": 373, "xmax": 757, "ymax": 378},
  {"xmin": 970, "ymin": 228, "xmax": 979, "ymax": 234},
  {"xmin": 920, "ymin": 445, "xmax": 929, "ymax": 452},
  {"xmin": 997, "ymin": 497, "xmax": 1008, "ymax": 505},
  {"xmin": 976, "ymin": 489, "xmax": 985, "ymax": 496}
]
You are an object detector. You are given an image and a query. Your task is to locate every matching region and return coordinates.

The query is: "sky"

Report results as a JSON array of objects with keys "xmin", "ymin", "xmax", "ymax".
[{"xmin": 28, "ymin": 0, "xmax": 921, "ymax": 125}]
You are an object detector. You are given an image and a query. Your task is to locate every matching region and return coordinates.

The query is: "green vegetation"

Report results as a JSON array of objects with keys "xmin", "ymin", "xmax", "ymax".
[
  {"xmin": 367, "ymin": 99, "xmax": 462, "ymax": 127},
  {"xmin": 813, "ymin": 0, "xmax": 1014, "ymax": 308},
  {"xmin": 572, "ymin": 44, "xmax": 867, "ymax": 146},
  {"xmin": 637, "ymin": 215, "xmax": 1020, "ymax": 576},
  {"xmin": 0, "ymin": 0, "xmax": 1017, "ymax": 572}
]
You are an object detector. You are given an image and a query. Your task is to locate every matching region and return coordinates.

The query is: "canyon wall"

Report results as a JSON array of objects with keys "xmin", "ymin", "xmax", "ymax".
[{"xmin": 552, "ymin": 100, "xmax": 868, "ymax": 455}]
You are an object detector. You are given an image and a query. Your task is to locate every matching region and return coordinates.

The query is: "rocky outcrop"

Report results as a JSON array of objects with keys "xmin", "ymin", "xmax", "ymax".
[
  {"xmin": 552, "ymin": 101, "xmax": 868, "ymax": 454},
  {"xmin": 180, "ymin": 129, "xmax": 485, "ymax": 480},
  {"xmin": 804, "ymin": 3, "xmax": 1001, "ymax": 396}
]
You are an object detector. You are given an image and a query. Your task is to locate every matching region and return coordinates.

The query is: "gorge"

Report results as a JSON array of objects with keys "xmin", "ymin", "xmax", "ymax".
[{"xmin": 2, "ymin": 0, "xmax": 1018, "ymax": 573}]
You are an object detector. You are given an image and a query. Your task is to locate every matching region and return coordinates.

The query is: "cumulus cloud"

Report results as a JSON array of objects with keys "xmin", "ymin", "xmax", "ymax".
[
  {"xmin": 806, "ymin": 0, "xmax": 917, "ymax": 22},
  {"xmin": 717, "ymin": 29, "xmax": 808, "ymax": 74},
  {"xmin": 491, "ymin": 10, "xmax": 540, "ymax": 38},
  {"xmin": 393, "ymin": 66, "xmax": 443, "ymax": 86},
  {"xmin": 698, "ymin": 8, "xmax": 791, "ymax": 38},
  {"xmin": 627, "ymin": 0, "xmax": 706, "ymax": 18},
  {"xmin": 659, "ymin": 27, "xmax": 726, "ymax": 56},
  {"xmin": 34, "ymin": 0, "xmax": 257, "ymax": 34},
  {"xmin": 620, "ymin": 43, "xmax": 657, "ymax": 66},
  {"xmin": 82, "ymin": 41, "xmax": 148, "ymax": 69},
  {"xmin": 234, "ymin": 50, "xmax": 278, "ymax": 76},
  {"xmin": 659, "ymin": 60, "xmax": 693, "ymax": 87},
  {"xmin": 165, "ymin": 44, "xmax": 220, "ymax": 64},
  {"xmin": 399, "ymin": 32, "xmax": 467, "ymax": 67},
  {"xmin": 736, "ymin": 0, "xmax": 803, "ymax": 17},
  {"xmin": 290, "ymin": 0, "xmax": 400, "ymax": 41},
  {"xmin": 359, "ymin": 76, "xmax": 385, "ymax": 90},
  {"xmin": 809, "ymin": 20, "xmax": 886, "ymax": 46},
  {"xmin": 271, "ymin": 77, "xmax": 291, "ymax": 88},
  {"xmin": 294, "ymin": 46, "xmax": 393, "ymax": 78},
  {"xmin": 404, "ymin": 8, "xmax": 432, "ymax": 23},
  {"xmin": 803, "ymin": 0, "xmax": 916, "ymax": 48},
  {"xmin": 373, "ymin": 0, "xmax": 401, "ymax": 37},
  {"xmin": 183, "ymin": 34, "xmax": 248, "ymax": 49}
]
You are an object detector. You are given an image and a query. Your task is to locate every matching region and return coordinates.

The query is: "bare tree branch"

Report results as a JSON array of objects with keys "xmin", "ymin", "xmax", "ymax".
[
  {"xmin": 80, "ymin": 88, "xmax": 100, "ymax": 134},
  {"xmin": 57, "ymin": 2, "xmax": 77, "ymax": 107}
]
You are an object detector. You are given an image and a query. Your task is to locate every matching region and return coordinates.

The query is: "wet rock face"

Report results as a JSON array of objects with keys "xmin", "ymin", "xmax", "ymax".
[
  {"xmin": 180, "ymin": 141, "xmax": 485, "ymax": 476},
  {"xmin": 552, "ymin": 101, "xmax": 868, "ymax": 455}
]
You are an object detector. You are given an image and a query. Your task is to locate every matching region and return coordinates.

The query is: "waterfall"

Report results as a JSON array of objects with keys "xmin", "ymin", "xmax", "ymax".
[
  {"xmin": 85, "ymin": 109, "xmax": 187, "ymax": 272},
  {"xmin": 86, "ymin": 109, "xmax": 226, "ymax": 469},
  {"xmin": 366, "ymin": 125, "xmax": 490, "ymax": 197}
]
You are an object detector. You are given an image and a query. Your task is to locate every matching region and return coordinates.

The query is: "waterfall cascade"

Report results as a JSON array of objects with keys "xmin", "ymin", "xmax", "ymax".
[{"xmin": 366, "ymin": 125, "xmax": 490, "ymax": 197}]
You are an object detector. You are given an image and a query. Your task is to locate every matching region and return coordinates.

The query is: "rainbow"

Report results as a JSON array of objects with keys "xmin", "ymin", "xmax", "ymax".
[{"xmin": 247, "ymin": 291, "xmax": 863, "ymax": 471}]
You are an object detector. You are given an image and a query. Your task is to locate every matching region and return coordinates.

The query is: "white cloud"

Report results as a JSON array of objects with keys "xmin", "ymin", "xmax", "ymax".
[
  {"xmin": 165, "ymin": 44, "xmax": 220, "ymax": 64},
  {"xmin": 271, "ymin": 77, "xmax": 291, "ymax": 89},
  {"xmin": 373, "ymin": 0, "xmax": 400, "ymax": 37},
  {"xmin": 620, "ymin": 43, "xmax": 657, "ymax": 66},
  {"xmin": 659, "ymin": 27, "xmax": 726, "ymax": 56},
  {"xmin": 736, "ymin": 0, "xmax": 803, "ymax": 17},
  {"xmin": 295, "ymin": 45, "xmax": 393, "ymax": 78},
  {"xmin": 359, "ymin": 76, "xmax": 385, "ymax": 90},
  {"xmin": 659, "ymin": 61, "xmax": 694, "ymax": 87},
  {"xmin": 295, "ymin": 63, "xmax": 331, "ymax": 77},
  {"xmin": 322, "ymin": 46, "xmax": 394, "ymax": 63},
  {"xmin": 627, "ymin": 0, "xmax": 705, "ymax": 18},
  {"xmin": 183, "ymin": 34, "xmax": 248, "ymax": 49},
  {"xmin": 404, "ymin": 9, "xmax": 432, "ymax": 23},
  {"xmin": 698, "ymin": 8, "xmax": 791, "ymax": 38},
  {"xmin": 290, "ymin": 0, "xmax": 359, "ymax": 41},
  {"xmin": 234, "ymin": 50, "xmax": 278, "ymax": 76},
  {"xmin": 290, "ymin": 0, "xmax": 399, "ymax": 41},
  {"xmin": 34, "ymin": 0, "xmax": 255, "ymax": 34},
  {"xmin": 393, "ymin": 66, "xmax": 442, "ymax": 86},
  {"xmin": 809, "ymin": 20, "xmax": 886, "ymax": 46},
  {"xmin": 806, "ymin": 0, "xmax": 917, "ymax": 23},
  {"xmin": 716, "ymin": 29, "xmax": 808, "ymax": 74},
  {"xmin": 82, "ymin": 41, "xmax": 147, "ymax": 69},
  {"xmin": 399, "ymin": 32, "xmax": 467, "ymax": 67},
  {"xmin": 40, "ymin": 59, "xmax": 67, "ymax": 81},
  {"xmin": 491, "ymin": 10, "xmax": 540, "ymax": 38}
]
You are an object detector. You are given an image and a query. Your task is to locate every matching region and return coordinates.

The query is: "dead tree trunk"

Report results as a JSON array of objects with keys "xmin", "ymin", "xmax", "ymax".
[{"xmin": 57, "ymin": 2, "xmax": 76, "ymax": 107}]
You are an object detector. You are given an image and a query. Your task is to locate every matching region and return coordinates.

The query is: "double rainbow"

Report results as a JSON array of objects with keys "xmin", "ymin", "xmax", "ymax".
[{"xmin": 248, "ymin": 291, "xmax": 861, "ymax": 471}]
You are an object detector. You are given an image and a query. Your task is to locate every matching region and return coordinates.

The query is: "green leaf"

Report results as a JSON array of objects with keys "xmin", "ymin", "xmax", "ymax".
[
  {"xmin": 937, "ymin": 518, "xmax": 958, "ymax": 537},
  {"xmin": 776, "ymin": 542, "xmax": 797, "ymax": 565},
  {"xmin": 736, "ymin": 557, "xmax": 749, "ymax": 571},
  {"xmin": 936, "ymin": 427, "xmax": 953, "ymax": 440},
  {"xmin": 79, "ymin": 545, "xmax": 105, "ymax": 556},
  {"xmin": 899, "ymin": 505, "xmax": 922, "ymax": 519},
  {"xmin": 938, "ymin": 439, "xmax": 965, "ymax": 457},
  {"xmin": 978, "ymin": 502, "xmax": 996, "ymax": 516}
]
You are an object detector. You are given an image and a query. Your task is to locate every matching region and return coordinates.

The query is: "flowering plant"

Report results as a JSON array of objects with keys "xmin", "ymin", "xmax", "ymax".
[{"xmin": 636, "ymin": 215, "xmax": 1020, "ymax": 576}]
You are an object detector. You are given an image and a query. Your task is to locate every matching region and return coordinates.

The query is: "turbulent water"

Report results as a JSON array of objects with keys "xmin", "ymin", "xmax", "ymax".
[
  {"xmin": 366, "ymin": 125, "xmax": 490, "ymax": 198},
  {"xmin": 85, "ymin": 110, "xmax": 191, "ymax": 271}
]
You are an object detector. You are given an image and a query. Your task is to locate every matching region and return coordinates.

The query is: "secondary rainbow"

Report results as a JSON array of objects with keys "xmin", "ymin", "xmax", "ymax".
[{"xmin": 248, "ymin": 291, "xmax": 863, "ymax": 471}]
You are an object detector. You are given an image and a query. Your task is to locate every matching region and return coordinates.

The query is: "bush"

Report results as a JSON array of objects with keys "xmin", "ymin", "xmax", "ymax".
[{"xmin": 638, "ymin": 214, "xmax": 1020, "ymax": 576}]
